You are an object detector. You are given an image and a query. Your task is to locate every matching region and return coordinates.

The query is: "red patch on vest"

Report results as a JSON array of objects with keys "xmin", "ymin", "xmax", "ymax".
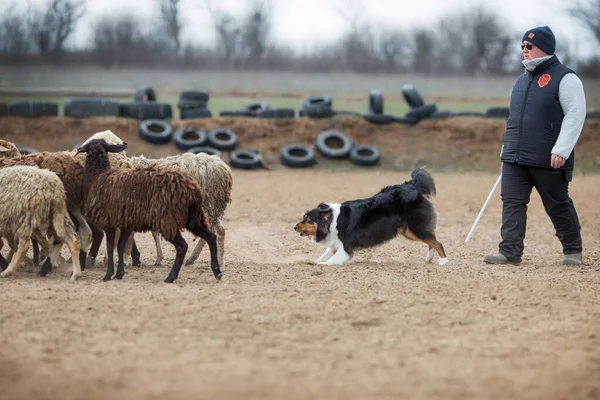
[{"xmin": 538, "ymin": 74, "xmax": 551, "ymax": 88}]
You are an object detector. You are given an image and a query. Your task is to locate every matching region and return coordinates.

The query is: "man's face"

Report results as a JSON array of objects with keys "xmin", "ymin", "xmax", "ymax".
[{"xmin": 522, "ymin": 40, "xmax": 547, "ymax": 61}]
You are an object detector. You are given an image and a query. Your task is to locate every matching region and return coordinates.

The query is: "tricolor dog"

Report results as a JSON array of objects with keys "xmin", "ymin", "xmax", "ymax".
[{"xmin": 293, "ymin": 168, "xmax": 448, "ymax": 265}]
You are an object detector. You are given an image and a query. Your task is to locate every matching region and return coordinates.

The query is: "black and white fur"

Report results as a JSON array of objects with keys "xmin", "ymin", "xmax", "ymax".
[{"xmin": 294, "ymin": 168, "xmax": 448, "ymax": 265}]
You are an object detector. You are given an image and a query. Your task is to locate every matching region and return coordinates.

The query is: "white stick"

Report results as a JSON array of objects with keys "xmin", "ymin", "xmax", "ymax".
[{"xmin": 465, "ymin": 173, "xmax": 502, "ymax": 243}]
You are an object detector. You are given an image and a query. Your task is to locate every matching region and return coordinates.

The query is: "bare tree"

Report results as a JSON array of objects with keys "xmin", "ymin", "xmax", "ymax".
[
  {"xmin": 91, "ymin": 12, "xmax": 152, "ymax": 67},
  {"xmin": 201, "ymin": 0, "xmax": 242, "ymax": 67},
  {"xmin": 0, "ymin": 5, "xmax": 32, "ymax": 60},
  {"xmin": 157, "ymin": 0, "xmax": 183, "ymax": 53},
  {"xmin": 567, "ymin": 0, "xmax": 600, "ymax": 45},
  {"xmin": 436, "ymin": 6, "xmax": 513, "ymax": 75},
  {"xmin": 375, "ymin": 27, "xmax": 413, "ymax": 71},
  {"xmin": 240, "ymin": 0, "xmax": 274, "ymax": 66},
  {"xmin": 28, "ymin": 0, "xmax": 86, "ymax": 60},
  {"xmin": 411, "ymin": 29, "xmax": 437, "ymax": 75}
]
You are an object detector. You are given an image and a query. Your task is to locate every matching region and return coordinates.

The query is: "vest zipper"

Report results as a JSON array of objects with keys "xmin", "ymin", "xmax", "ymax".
[{"xmin": 515, "ymin": 73, "xmax": 534, "ymax": 163}]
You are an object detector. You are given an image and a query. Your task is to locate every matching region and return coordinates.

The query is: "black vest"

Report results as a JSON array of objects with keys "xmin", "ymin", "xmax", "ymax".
[{"xmin": 501, "ymin": 56, "xmax": 575, "ymax": 170}]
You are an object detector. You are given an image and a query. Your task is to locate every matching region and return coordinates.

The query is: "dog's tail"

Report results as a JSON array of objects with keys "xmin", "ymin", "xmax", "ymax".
[{"xmin": 408, "ymin": 167, "xmax": 436, "ymax": 198}]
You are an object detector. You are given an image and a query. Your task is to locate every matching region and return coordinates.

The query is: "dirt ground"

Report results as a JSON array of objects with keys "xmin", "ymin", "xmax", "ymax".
[
  {"xmin": 1, "ymin": 115, "xmax": 600, "ymax": 399},
  {"xmin": 1, "ymin": 168, "xmax": 600, "ymax": 400}
]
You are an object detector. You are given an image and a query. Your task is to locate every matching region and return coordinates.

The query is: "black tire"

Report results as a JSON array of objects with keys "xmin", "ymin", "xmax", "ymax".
[
  {"xmin": 303, "ymin": 103, "xmax": 335, "ymax": 118},
  {"xmin": 207, "ymin": 128, "xmax": 238, "ymax": 151},
  {"xmin": 139, "ymin": 119, "xmax": 173, "ymax": 144},
  {"xmin": 315, "ymin": 130, "xmax": 353, "ymax": 159},
  {"xmin": 402, "ymin": 84, "xmax": 425, "ymax": 108},
  {"xmin": 350, "ymin": 145, "xmax": 380, "ymax": 166},
  {"xmin": 587, "ymin": 111, "xmax": 600, "ymax": 119},
  {"xmin": 187, "ymin": 146, "xmax": 222, "ymax": 158},
  {"xmin": 173, "ymin": 128, "xmax": 208, "ymax": 150},
  {"xmin": 177, "ymin": 99, "xmax": 208, "ymax": 110},
  {"xmin": 179, "ymin": 91, "xmax": 210, "ymax": 103},
  {"xmin": 180, "ymin": 107, "xmax": 212, "ymax": 119},
  {"xmin": 363, "ymin": 113, "xmax": 396, "ymax": 125},
  {"xmin": 244, "ymin": 101, "xmax": 270, "ymax": 114},
  {"xmin": 134, "ymin": 86, "xmax": 156, "ymax": 102},
  {"xmin": 485, "ymin": 107, "xmax": 510, "ymax": 119},
  {"xmin": 280, "ymin": 144, "xmax": 317, "ymax": 168},
  {"xmin": 431, "ymin": 110, "xmax": 484, "ymax": 119},
  {"xmin": 405, "ymin": 104, "xmax": 438, "ymax": 121},
  {"xmin": 63, "ymin": 97, "xmax": 120, "ymax": 118},
  {"xmin": 18, "ymin": 147, "xmax": 36, "ymax": 155},
  {"xmin": 229, "ymin": 150, "xmax": 262, "ymax": 170},
  {"xmin": 119, "ymin": 102, "xmax": 173, "ymax": 120},
  {"xmin": 369, "ymin": 90, "xmax": 384, "ymax": 114},
  {"xmin": 219, "ymin": 109, "xmax": 256, "ymax": 117},
  {"xmin": 9, "ymin": 101, "xmax": 58, "ymax": 117},
  {"xmin": 303, "ymin": 95, "xmax": 333, "ymax": 108},
  {"xmin": 302, "ymin": 95, "xmax": 334, "ymax": 118},
  {"xmin": 0, "ymin": 103, "xmax": 8, "ymax": 117},
  {"xmin": 256, "ymin": 108, "xmax": 296, "ymax": 118}
]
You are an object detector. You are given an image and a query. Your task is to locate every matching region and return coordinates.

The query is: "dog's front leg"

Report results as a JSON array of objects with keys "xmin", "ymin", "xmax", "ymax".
[
  {"xmin": 315, "ymin": 247, "xmax": 335, "ymax": 263},
  {"xmin": 322, "ymin": 246, "xmax": 351, "ymax": 265}
]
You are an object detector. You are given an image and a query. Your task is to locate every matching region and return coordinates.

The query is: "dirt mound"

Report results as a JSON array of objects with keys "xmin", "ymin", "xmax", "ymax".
[{"xmin": 2, "ymin": 116, "xmax": 599, "ymax": 171}]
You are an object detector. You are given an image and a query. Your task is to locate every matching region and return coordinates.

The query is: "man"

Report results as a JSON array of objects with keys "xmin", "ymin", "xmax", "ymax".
[{"xmin": 484, "ymin": 26, "xmax": 586, "ymax": 266}]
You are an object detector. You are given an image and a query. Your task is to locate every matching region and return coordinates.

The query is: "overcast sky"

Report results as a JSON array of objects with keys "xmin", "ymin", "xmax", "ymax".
[{"xmin": 4, "ymin": 0, "xmax": 597, "ymax": 58}]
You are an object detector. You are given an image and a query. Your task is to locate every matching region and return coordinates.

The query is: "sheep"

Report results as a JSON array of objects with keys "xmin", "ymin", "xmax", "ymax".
[
  {"xmin": 0, "ymin": 166, "xmax": 82, "ymax": 281},
  {"xmin": 73, "ymin": 139, "xmax": 222, "ymax": 283},
  {"xmin": 0, "ymin": 144, "xmax": 92, "ymax": 270},
  {"xmin": 0, "ymin": 139, "xmax": 20, "ymax": 158},
  {"xmin": 81, "ymin": 130, "xmax": 233, "ymax": 268}
]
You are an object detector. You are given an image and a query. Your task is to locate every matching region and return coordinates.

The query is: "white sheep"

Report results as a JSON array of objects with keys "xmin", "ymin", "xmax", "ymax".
[{"xmin": 0, "ymin": 166, "xmax": 82, "ymax": 281}]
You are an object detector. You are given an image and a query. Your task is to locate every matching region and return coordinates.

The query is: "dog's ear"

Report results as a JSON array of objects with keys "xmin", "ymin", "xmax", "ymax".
[{"xmin": 318, "ymin": 206, "xmax": 332, "ymax": 220}]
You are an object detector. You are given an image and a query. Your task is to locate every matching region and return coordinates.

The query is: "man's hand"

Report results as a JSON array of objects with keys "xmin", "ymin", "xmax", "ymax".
[{"xmin": 551, "ymin": 153, "xmax": 566, "ymax": 169}]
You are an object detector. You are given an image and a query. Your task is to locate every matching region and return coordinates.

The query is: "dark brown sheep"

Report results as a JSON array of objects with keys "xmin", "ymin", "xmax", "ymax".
[{"xmin": 73, "ymin": 139, "xmax": 222, "ymax": 283}]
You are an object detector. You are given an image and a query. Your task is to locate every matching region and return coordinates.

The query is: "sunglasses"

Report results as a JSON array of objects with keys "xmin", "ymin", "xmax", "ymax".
[{"xmin": 521, "ymin": 44, "xmax": 536, "ymax": 50}]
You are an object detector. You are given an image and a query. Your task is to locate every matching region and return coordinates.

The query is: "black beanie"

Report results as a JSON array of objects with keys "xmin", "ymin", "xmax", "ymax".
[{"xmin": 522, "ymin": 26, "xmax": 556, "ymax": 55}]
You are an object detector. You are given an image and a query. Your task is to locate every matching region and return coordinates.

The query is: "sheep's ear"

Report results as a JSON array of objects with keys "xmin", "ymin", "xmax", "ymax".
[{"xmin": 105, "ymin": 142, "xmax": 128, "ymax": 153}]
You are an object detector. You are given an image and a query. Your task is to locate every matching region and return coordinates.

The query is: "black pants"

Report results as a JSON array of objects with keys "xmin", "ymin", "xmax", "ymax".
[{"xmin": 499, "ymin": 162, "xmax": 582, "ymax": 261}]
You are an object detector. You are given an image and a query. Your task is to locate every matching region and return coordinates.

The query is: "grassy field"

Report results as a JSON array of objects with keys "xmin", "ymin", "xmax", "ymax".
[{"xmin": 1, "ymin": 66, "xmax": 600, "ymax": 118}]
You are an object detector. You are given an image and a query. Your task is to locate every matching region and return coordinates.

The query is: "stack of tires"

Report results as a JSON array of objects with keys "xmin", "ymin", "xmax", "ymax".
[
  {"xmin": 120, "ymin": 86, "xmax": 173, "ymax": 120},
  {"xmin": 178, "ymin": 91, "xmax": 212, "ymax": 119}
]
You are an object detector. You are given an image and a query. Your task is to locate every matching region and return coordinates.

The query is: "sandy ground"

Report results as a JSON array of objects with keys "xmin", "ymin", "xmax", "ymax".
[{"xmin": 1, "ymin": 169, "xmax": 599, "ymax": 400}]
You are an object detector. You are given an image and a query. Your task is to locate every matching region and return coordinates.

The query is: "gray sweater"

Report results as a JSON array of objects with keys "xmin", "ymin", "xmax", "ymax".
[{"xmin": 501, "ymin": 55, "xmax": 587, "ymax": 159}]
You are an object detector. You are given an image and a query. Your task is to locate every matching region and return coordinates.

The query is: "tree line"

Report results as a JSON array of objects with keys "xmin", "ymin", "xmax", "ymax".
[{"xmin": 1, "ymin": 0, "xmax": 599, "ymax": 77}]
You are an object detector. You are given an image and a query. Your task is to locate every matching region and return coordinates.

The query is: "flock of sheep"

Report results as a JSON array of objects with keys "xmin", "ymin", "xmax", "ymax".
[{"xmin": 0, "ymin": 130, "xmax": 233, "ymax": 283}]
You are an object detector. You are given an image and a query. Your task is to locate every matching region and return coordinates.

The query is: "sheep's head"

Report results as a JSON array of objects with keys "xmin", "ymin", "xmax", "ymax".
[
  {"xmin": 72, "ymin": 139, "xmax": 128, "ymax": 156},
  {"xmin": 83, "ymin": 130, "xmax": 124, "ymax": 146},
  {"xmin": 0, "ymin": 139, "xmax": 20, "ymax": 159}
]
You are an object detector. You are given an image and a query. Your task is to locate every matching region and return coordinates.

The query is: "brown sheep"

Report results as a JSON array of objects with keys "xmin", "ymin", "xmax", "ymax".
[{"xmin": 73, "ymin": 139, "xmax": 222, "ymax": 283}]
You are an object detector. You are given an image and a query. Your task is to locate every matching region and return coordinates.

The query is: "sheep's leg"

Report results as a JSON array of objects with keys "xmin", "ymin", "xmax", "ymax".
[
  {"xmin": 0, "ymin": 240, "xmax": 8, "ymax": 271},
  {"xmin": 114, "ymin": 229, "xmax": 132, "ymax": 280},
  {"xmin": 32, "ymin": 239, "xmax": 40, "ymax": 267},
  {"xmin": 65, "ymin": 236, "xmax": 82, "ymax": 282},
  {"xmin": 35, "ymin": 234, "xmax": 54, "ymax": 277},
  {"xmin": 105, "ymin": 228, "xmax": 121, "ymax": 266},
  {"xmin": 191, "ymin": 224, "xmax": 222, "ymax": 281},
  {"xmin": 87, "ymin": 224, "xmax": 104, "ymax": 268},
  {"xmin": 164, "ymin": 232, "xmax": 188, "ymax": 284},
  {"xmin": 1, "ymin": 238, "xmax": 29, "ymax": 278},
  {"xmin": 69, "ymin": 208, "xmax": 91, "ymax": 271},
  {"xmin": 152, "ymin": 231, "xmax": 164, "ymax": 266},
  {"xmin": 185, "ymin": 238, "xmax": 205, "ymax": 266},
  {"xmin": 131, "ymin": 237, "xmax": 141, "ymax": 266},
  {"xmin": 103, "ymin": 228, "xmax": 116, "ymax": 282},
  {"xmin": 122, "ymin": 231, "xmax": 134, "ymax": 267},
  {"xmin": 39, "ymin": 241, "xmax": 62, "ymax": 277}
]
